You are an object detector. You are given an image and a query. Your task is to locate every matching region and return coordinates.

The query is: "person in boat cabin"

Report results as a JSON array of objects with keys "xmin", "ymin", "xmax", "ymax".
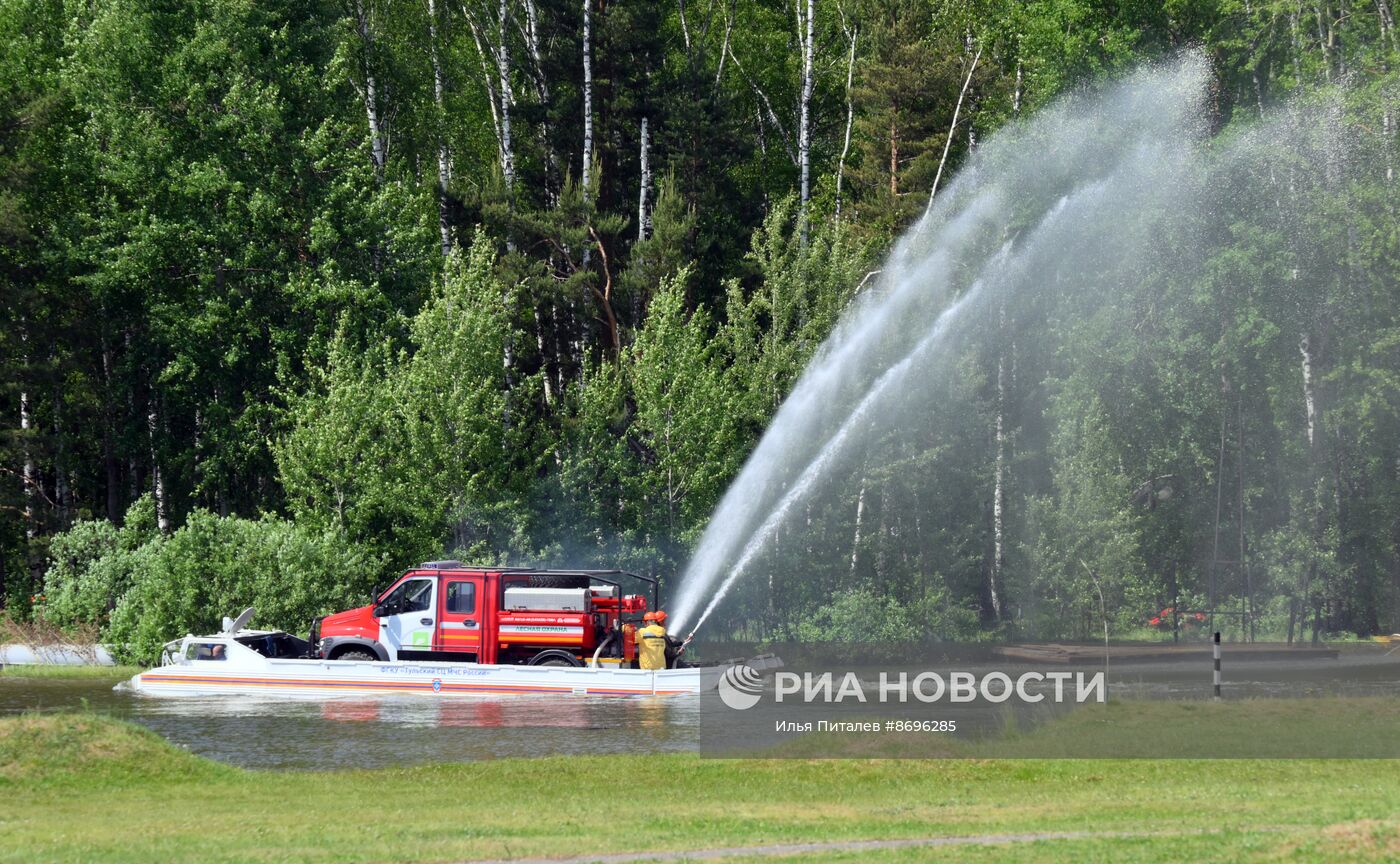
[{"xmin": 193, "ymin": 643, "xmax": 226, "ymax": 661}]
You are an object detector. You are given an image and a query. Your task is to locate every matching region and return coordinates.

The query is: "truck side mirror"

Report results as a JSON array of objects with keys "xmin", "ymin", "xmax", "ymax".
[{"xmin": 372, "ymin": 604, "xmax": 390, "ymax": 618}]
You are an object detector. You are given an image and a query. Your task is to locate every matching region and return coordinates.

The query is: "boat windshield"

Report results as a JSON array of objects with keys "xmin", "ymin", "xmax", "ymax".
[{"xmin": 185, "ymin": 642, "xmax": 229, "ymax": 661}]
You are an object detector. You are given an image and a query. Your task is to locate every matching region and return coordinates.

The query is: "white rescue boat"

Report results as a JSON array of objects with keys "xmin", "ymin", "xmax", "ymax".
[{"xmin": 126, "ymin": 611, "xmax": 721, "ymax": 698}]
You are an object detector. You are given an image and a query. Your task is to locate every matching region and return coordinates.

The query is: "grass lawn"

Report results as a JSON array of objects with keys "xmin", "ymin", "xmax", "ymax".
[
  {"xmin": 2, "ymin": 706, "xmax": 1399, "ymax": 864},
  {"xmin": 0, "ymin": 664, "xmax": 143, "ymax": 680}
]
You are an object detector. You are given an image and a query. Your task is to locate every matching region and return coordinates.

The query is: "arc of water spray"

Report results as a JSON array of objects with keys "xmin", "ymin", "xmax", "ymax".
[
  {"xmin": 685, "ymin": 292, "xmax": 979, "ymax": 633},
  {"xmin": 670, "ymin": 55, "xmax": 1212, "ymax": 634},
  {"xmin": 679, "ymin": 185, "xmax": 1108, "ymax": 635},
  {"xmin": 668, "ymin": 189, "xmax": 1009, "ymax": 627}
]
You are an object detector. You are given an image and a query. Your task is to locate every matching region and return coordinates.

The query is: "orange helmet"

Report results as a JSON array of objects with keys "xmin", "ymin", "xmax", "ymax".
[
  {"xmin": 652, "ymin": 610, "xmax": 668, "ymax": 624},
  {"xmin": 642, "ymin": 611, "xmax": 657, "ymax": 623}
]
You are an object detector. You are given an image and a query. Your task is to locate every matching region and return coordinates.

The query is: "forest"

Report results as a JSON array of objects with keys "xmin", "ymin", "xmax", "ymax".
[{"xmin": 3, "ymin": 0, "xmax": 1400, "ymax": 660}]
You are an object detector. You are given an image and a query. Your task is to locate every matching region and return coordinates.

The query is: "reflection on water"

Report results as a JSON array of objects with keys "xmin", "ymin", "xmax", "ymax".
[{"xmin": 0, "ymin": 674, "xmax": 698, "ymax": 770}]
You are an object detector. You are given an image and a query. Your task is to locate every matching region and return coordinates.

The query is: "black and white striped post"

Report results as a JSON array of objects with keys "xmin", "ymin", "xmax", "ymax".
[{"xmin": 1212, "ymin": 631, "xmax": 1222, "ymax": 700}]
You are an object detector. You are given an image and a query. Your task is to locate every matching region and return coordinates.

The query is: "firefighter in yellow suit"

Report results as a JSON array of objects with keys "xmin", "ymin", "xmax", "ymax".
[{"xmin": 637, "ymin": 611, "xmax": 669, "ymax": 670}]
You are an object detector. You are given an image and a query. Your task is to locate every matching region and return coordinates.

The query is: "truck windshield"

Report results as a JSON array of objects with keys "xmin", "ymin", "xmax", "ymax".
[{"xmin": 381, "ymin": 578, "xmax": 433, "ymax": 614}]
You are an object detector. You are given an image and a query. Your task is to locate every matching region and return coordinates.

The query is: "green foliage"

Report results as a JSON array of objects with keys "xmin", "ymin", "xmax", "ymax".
[
  {"xmin": 278, "ymin": 232, "xmax": 516, "ymax": 573},
  {"xmin": 551, "ymin": 267, "xmax": 748, "ymax": 576},
  {"xmin": 4, "ymin": 0, "xmax": 1400, "ymax": 646},
  {"xmin": 41, "ymin": 497, "xmax": 159, "ymax": 630},
  {"xmin": 549, "ymin": 203, "xmax": 869, "ymax": 585},
  {"xmin": 724, "ymin": 199, "xmax": 871, "ymax": 423},
  {"xmin": 1024, "ymin": 401, "xmax": 1154, "ymax": 639},
  {"xmin": 792, "ymin": 585, "xmax": 976, "ymax": 642},
  {"xmin": 105, "ymin": 512, "xmax": 382, "ymax": 665},
  {"xmin": 628, "ymin": 269, "xmax": 746, "ymax": 538}
]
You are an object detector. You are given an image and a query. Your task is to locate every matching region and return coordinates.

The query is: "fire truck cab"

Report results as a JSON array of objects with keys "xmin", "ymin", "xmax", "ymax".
[{"xmin": 312, "ymin": 562, "xmax": 656, "ymax": 667}]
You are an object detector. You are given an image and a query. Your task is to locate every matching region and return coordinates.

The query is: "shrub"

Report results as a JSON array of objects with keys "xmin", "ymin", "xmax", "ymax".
[
  {"xmin": 103, "ymin": 512, "xmax": 383, "ymax": 665},
  {"xmin": 41, "ymin": 497, "xmax": 160, "ymax": 631},
  {"xmin": 792, "ymin": 586, "xmax": 975, "ymax": 643}
]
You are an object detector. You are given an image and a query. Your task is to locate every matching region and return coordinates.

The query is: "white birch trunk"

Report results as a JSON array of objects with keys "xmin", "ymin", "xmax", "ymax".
[
  {"xmin": 101, "ymin": 339, "xmax": 120, "ymax": 521},
  {"xmin": 715, "ymin": 4, "xmax": 734, "ymax": 90},
  {"xmin": 1289, "ymin": 9, "xmax": 1304, "ymax": 86},
  {"xmin": 497, "ymin": 0, "xmax": 515, "ymax": 194},
  {"xmin": 1316, "ymin": 4, "xmax": 1333, "ymax": 82},
  {"xmin": 428, "ymin": 0, "xmax": 452, "ymax": 256},
  {"xmin": 990, "ymin": 307, "xmax": 1008, "ymax": 621},
  {"xmin": 579, "ymin": 0, "xmax": 595, "ymax": 322},
  {"xmin": 521, "ymin": 0, "xmax": 560, "ymax": 204},
  {"xmin": 581, "ymin": 0, "xmax": 594, "ymax": 199},
  {"xmin": 464, "ymin": 9, "xmax": 504, "ymax": 156},
  {"xmin": 19, "ymin": 388, "xmax": 36, "ymax": 542},
  {"xmin": 796, "ymin": 0, "xmax": 815, "ymax": 226},
  {"xmin": 522, "ymin": 0, "xmax": 548, "ymax": 98},
  {"xmin": 849, "ymin": 474, "xmax": 866, "ymax": 577},
  {"xmin": 1301, "ymin": 332, "xmax": 1318, "ymax": 450},
  {"xmin": 354, "ymin": 0, "xmax": 387, "ymax": 179},
  {"xmin": 147, "ymin": 396, "xmax": 169, "ymax": 533},
  {"xmin": 637, "ymin": 116, "xmax": 652, "ymax": 241},
  {"xmin": 1013, "ymin": 61, "xmax": 1022, "ymax": 116},
  {"xmin": 923, "ymin": 47, "xmax": 981, "ymax": 219},
  {"xmin": 835, "ymin": 16, "xmax": 856, "ymax": 221},
  {"xmin": 874, "ymin": 485, "xmax": 890, "ymax": 582},
  {"xmin": 533, "ymin": 307, "xmax": 555, "ymax": 405},
  {"xmin": 727, "ymin": 42, "xmax": 796, "ymax": 162},
  {"xmin": 498, "ymin": 0, "xmax": 517, "ymax": 413}
]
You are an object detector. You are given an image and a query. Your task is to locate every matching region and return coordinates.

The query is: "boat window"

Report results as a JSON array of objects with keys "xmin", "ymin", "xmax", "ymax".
[
  {"xmin": 185, "ymin": 642, "xmax": 228, "ymax": 661},
  {"xmin": 447, "ymin": 581, "xmax": 476, "ymax": 614}
]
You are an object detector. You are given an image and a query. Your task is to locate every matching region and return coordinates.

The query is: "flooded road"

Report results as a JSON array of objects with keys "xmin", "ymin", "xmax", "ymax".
[{"xmin": 0, "ymin": 672, "xmax": 698, "ymax": 770}]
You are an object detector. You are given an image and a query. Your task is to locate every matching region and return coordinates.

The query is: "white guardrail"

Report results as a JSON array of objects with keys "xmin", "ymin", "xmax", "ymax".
[{"xmin": 0, "ymin": 644, "xmax": 117, "ymax": 666}]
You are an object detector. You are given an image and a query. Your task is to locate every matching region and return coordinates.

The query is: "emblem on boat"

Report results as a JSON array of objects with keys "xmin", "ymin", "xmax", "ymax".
[{"xmin": 432, "ymin": 678, "xmax": 442, "ymax": 693}]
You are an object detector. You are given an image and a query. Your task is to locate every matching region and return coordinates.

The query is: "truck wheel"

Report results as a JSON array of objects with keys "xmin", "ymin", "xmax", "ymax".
[
  {"xmin": 333, "ymin": 648, "xmax": 378, "ymax": 662},
  {"xmin": 528, "ymin": 573, "xmax": 592, "ymax": 589},
  {"xmin": 529, "ymin": 649, "xmax": 583, "ymax": 667}
]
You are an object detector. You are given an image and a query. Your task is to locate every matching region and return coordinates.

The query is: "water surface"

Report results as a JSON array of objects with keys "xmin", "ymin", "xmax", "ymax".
[{"xmin": 0, "ymin": 673, "xmax": 698, "ymax": 770}]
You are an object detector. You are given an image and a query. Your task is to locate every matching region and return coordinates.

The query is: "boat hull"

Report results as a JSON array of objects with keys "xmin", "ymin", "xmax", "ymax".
[{"xmin": 129, "ymin": 657, "xmax": 717, "ymax": 698}]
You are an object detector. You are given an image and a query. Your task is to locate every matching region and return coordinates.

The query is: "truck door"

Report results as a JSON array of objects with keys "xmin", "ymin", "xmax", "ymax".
[
  {"xmin": 436, "ymin": 576, "xmax": 485, "ymax": 661},
  {"xmin": 381, "ymin": 576, "xmax": 436, "ymax": 660}
]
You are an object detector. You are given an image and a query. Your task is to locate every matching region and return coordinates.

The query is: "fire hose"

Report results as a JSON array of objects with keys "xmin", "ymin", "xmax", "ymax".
[
  {"xmin": 590, "ymin": 630, "xmax": 617, "ymax": 668},
  {"xmin": 675, "ymin": 631, "xmax": 696, "ymax": 659}
]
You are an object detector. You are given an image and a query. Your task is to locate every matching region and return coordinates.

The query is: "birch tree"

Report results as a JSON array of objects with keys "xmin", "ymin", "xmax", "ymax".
[
  {"xmin": 835, "ymin": 5, "xmax": 857, "ymax": 221},
  {"xmin": 796, "ymin": 0, "xmax": 816, "ymax": 226},
  {"xmin": 427, "ymin": 0, "xmax": 453, "ymax": 255},
  {"xmin": 462, "ymin": 0, "xmax": 514, "ymax": 195},
  {"xmin": 638, "ymin": 116, "xmax": 652, "ymax": 241},
  {"xmin": 581, "ymin": 0, "xmax": 594, "ymax": 198},
  {"xmin": 350, "ymin": 0, "xmax": 388, "ymax": 180}
]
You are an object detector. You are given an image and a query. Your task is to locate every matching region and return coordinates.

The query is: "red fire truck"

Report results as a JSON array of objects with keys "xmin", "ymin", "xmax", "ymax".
[{"xmin": 311, "ymin": 562, "xmax": 657, "ymax": 667}]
